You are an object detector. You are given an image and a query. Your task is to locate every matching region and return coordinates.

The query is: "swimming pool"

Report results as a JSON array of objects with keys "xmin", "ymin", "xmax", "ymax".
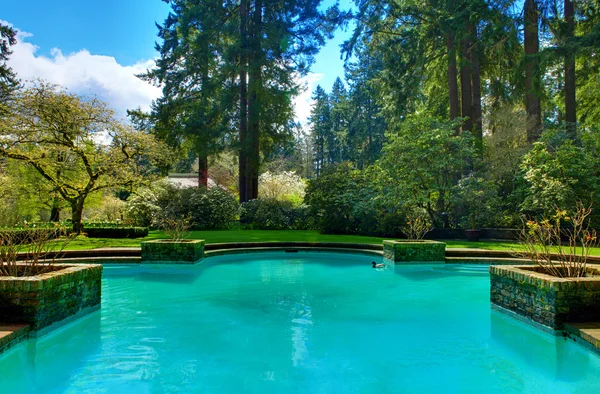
[{"xmin": 1, "ymin": 252, "xmax": 599, "ymax": 393}]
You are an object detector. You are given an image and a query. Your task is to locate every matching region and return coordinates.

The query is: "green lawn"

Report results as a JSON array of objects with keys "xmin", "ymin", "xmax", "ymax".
[
  {"xmin": 57, "ymin": 229, "xmax": 600, "ymax": 256},
  {"xmin": 60, "ymin": 229, "xmax": 527, "ymax": 251}
]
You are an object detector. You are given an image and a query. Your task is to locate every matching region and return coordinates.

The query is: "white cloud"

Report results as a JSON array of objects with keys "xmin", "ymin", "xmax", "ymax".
[
  {"xmin": 4, "ymin": 21, "xmax": 161, "ymax": 118},
  {"xmin": 4, "ymin": 20, "xmax": 320, "ymax": 124},
  {"xmin": 294, "ymin": 73, "xmax": 323, "ymax": 125}
]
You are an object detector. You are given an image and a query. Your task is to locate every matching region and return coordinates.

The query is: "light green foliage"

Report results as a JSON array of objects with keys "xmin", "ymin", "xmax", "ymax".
[
  {"xmin": 378, "ymin": 115, "xmax": 474, "ymax": 225},
  {"xmin": 209, "ymin": 152, "xmax": 239, "ymax": 193},
  {"xmin": 258, "ymin": 171, "xmax": 306, "ymax": 206},
  {"xmin": 84, "ymin": 194, "xmax": 125, "ymax": 223},
  {"xmin": 0, "ymin": 82, "xmax": 172, "ymax": 233},
  {"xmin": 520, "ymin": 128, "xmax": 598, "ymax": 216}
]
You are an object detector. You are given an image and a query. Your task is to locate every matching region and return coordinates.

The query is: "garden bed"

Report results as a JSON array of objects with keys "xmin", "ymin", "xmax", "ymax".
[
  {"xmin": 383, "ymin": 240, "xmax": 446, "ymax": 263},
  {"xmin": 141, "ymin": 239, "xmax": 205, "ymax": 264},
  {"xmin": 0, "ymin": 263, "xmax": 102, "ymax": 331},
  {"xmin": 490, "ymin": 264, "xmax": 600, "ymax": 330}
]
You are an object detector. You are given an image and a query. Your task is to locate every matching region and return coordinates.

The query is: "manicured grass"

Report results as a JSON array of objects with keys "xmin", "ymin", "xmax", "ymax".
[
  {"xmin": 61, "ymin": 229, "xmax": 521, "ymax": 250},
  {"xmin": 57, "ymin": 229, "xmax": 600, "ymax": 255}
]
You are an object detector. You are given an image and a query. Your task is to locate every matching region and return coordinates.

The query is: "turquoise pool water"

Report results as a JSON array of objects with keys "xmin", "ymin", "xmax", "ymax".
[{"xmin": 1, "ymin": 252, "xmax": 600, "ymax": 393}]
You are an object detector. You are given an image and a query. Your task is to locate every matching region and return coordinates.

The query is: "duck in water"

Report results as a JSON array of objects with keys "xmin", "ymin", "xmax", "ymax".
[{"xmin": 372, "ymin": 261, "xmax": 385, "ymax": 268}]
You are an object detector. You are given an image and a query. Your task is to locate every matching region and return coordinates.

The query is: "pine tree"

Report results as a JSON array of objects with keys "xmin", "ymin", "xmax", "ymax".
[
  {"xmin": 309, "ymin": 85, "xmax": 331, "ymax": 176},
  {"xmin": 0, "ymin": 23, "xmax": 18, "ymax": 105}
]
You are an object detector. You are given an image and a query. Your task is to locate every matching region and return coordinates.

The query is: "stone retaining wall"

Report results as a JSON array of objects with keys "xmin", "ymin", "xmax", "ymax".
[
  {"xmin": 383, "ymin": 240, "xmax": 446, "ymax": 263},
  {"xmin": 141, "ymin": 240, "xmax": 204, "ymax": 263},
  {"xmin": 0, "ymin": 264, "xmax": 102, "ymax": 330},
  {"xmin": 490, "ymin": 265, "xmax": 600, "ymax": 330}
]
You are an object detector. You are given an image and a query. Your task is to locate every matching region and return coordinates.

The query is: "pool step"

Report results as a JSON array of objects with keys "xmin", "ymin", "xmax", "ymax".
[
  {"xmin": 564, "ymin": 322, "xmax": 600, "ymax": 355},
  {"xmin": 0, "ymin": 323, "xmax": 31, "ymax": 354}
]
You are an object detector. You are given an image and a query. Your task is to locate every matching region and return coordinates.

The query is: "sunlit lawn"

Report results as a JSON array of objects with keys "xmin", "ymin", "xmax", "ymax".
[
  {"xmin": 55, "ymin": 229, "xmax": 600, "ymax": 256},
  {"xmin": 57, "ymin": 229, "xmax": 523, "ymax": 251}
]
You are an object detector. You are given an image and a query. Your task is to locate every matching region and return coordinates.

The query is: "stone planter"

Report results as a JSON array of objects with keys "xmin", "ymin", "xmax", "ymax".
[
  {"xmin": 383, "ymin": 240, "xmax": 446, "ymax": 263},
  {"xmin": 465, "ymin": 229, "xmax": 483, "ymax": 242},
  {"xmin": 0, "ymin": 264, "xmax": 102, "ymax": 331},
  {"xmin": 141, "ymin": 239, "xmax": 205, "ymax": 264},
  {"xmin": 490, "ymin": 265, "xmax": 600, "ymax": 330}
]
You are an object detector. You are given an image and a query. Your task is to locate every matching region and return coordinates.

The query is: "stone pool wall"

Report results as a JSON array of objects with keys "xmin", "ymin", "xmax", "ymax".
[
  {"xmin": 0, "ymin": 264, "xmax": 102, "ymax": 330},
  {"xmin": 141, "ymin": 240, "xmax": 205, "ymax": 263},
  {"xmin": 490, "ymin": 265, "xmax": 600, "ymax": 330},
  {"xmin": 383, "ymin": 240, "xmax": 446, "ymax": 263}
]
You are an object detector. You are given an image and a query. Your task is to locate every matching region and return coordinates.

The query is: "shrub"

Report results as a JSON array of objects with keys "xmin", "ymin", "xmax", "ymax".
[
  {"xmin": 258, "ymin": 171, "xmax": 306, "ymax": 206},
  {"xmin": 172, "ymin": 187, "xmax": 238, "ymax": 229},
  {"xmin": 305, "ymin": 163, "xmax": 386, "ymax": 234},
  {"xmin": 240, "ymin": 198, "xmax": 313, "ymax": 230},
  {"xmin": 84, "ymin": 227, "xmax": 149, "ymax": 238},
  {"xmin": 518, "ymin": 204, "xmax": 598, "ymax": 278},
  {"xmin": 450, "ymin": 174, "xmax": 500, "ymax": 229},
  {"xmin": 125, "ymin": 183, "xmax": 165, "ymax": 227},
  {"xmin": 520, "ymin": 128, "xmax": 598, "ymax": 217},
  {"xmin": 126, "ymin": 182, "xmax": 238, "ymax": 230}
]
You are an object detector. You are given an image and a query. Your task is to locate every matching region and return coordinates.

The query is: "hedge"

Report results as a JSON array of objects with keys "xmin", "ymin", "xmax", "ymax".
[{"xmin": 84, "ymin": 227, "xmax": 149, "ymax": 239}]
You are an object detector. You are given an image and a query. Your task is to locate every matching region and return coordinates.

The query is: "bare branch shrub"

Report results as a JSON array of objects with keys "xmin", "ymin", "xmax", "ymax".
[
  {"xmin": 0, "ymin": 223, "xmax": 72, "ymax": 277},
  {"xmin": 519, "ymin": 203, "xmax": 598, "ymax": 278},
  {"xmin": 160, "ymin": 216, "xmax": 191, "ymax": 241},
  {"xmin": 401, "ymin": 208, "xmax": 433, "ymax": 240}
]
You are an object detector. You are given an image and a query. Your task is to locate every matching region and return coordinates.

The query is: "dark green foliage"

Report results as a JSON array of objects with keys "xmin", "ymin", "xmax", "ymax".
[
  {"xmin": 0, "ymin": 228, "xmax": 66, "ymax": 244},
  {"xmin": 84, "ymin": 227, "xmax": 149, "ymax": 239},
  {"xmin": 240, "ymin": 198, "xmax": 313, "ymax": 230},
  {"xmin": 158, "ymin": 186, "xmax": 239, "ymax": 230},
  {"xmin": 304, "ymin": 163, "xmax": 404, "ymax": 236},
  {"xmin": 0, "ymin": 22, "xmax": 18, "ymax": 104}
]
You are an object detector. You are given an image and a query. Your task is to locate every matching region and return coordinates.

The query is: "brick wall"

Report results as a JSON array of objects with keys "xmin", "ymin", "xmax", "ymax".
[
  {"xmin": 0, "ymin": 264, "xmax": 102, "ymax": 330},
  {"xmin": 490, "ymin": 265, "xmax": 600, "ymax": 330}
]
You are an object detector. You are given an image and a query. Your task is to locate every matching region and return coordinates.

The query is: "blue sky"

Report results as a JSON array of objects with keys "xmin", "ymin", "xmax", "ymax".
[{"xmin": 2, "ymin": 0, "xmax": 353, "ymax": 121}]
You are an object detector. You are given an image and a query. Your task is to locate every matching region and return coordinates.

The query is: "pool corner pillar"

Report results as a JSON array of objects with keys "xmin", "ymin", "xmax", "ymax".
[{"xmin": 383, "ymin": 240, "xmax": 446, "ymax": 264}]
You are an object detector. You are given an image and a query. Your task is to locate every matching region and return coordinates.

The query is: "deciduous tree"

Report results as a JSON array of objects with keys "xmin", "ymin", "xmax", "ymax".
[{"xmin": 0, "ymin": 83, "xmax": 171, "ymax": 233}]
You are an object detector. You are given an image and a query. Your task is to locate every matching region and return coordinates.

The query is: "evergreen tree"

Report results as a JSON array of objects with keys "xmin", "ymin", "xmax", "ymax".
[
  {"xmin": 309, "ymin": 85, "xmax": 331, "ymax": 176},
  {"xmin": 138, "ymin": 0, "xmax": 237, "ymax": 187},
  {"xmin": 329, "ymin": 77, "xmax": 349, "ymax": 162},
  {"xmin": 345, "ymin": 46, "xmax": 386, "ymax": 167},
  {"xmin": 0, "ymin": 23, "xmax": 19, "ymax": 105}
]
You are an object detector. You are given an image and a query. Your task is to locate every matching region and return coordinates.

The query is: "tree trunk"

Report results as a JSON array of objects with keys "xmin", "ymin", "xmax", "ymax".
[
  {"xmin": 50, "ymin": 207, "xmax": 60, "ymax": 222},
  {"xmin": 50, "ymin": 194, "xmax": 61, "ymax": 222},
  {"xmin": 524, "ymin": 0, "xmax": 542, "ymax": 142},
  {"xmin": 470, "ymin": 24, "xmax": 483, "ymax": 157},
  {"xmin": 564, "ymin": 0, "xmax": 576, "ymax": 137},
  {"xmin": 460, "ymin": 30, "xmax": 473, "ymax": 134},
  {"xmin": 71, "ymin": 197, "xmax": 85, "ymax": 235},
  {"xmin": 198, "ymin": 153, "xmax": 208, "ymax": 188},
  {"xmin": 447, "ymin": 34, "xmax": 459, "ymax": 122},
  {"xmin": 246, "ymin": 0, "xmax": 262, "ymax": 201},
  {"xmin": 239, "ymin": 0, "xmax": 249, "ymax": 203}
]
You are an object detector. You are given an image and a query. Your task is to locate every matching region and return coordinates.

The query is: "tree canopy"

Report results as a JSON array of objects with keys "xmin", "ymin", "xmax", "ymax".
[{"xmin": 0, "ymin": 83, "xmax": 171, "ymax": 233}]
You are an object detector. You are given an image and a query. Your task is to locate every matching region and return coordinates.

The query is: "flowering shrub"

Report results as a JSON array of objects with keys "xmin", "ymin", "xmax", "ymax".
[{"xmin": 258, "ymin": 171, "xmax": 306, "ymax": 206}]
